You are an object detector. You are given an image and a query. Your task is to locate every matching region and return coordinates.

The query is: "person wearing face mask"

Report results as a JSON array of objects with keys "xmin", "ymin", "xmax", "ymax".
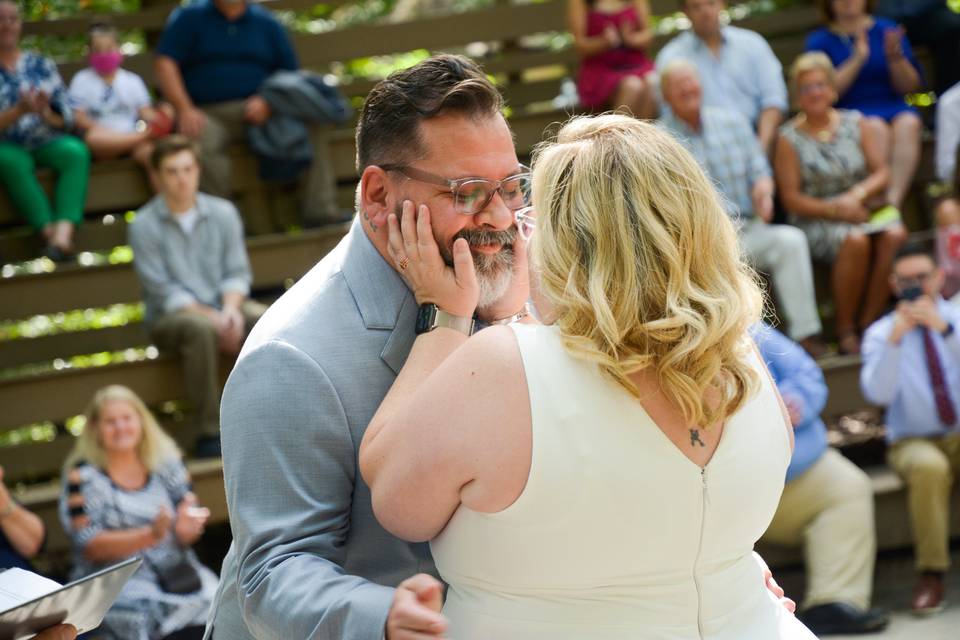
[
  {"xmin": 70, "ymin": 22, "xmax": 173, "ymax": 187},
  {"xmin": 861, "ymin": 242, "xmax": 960, "ymax": 616}
]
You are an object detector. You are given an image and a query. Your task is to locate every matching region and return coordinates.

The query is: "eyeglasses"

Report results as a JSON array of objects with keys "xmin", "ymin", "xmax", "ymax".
[
  {"xmin": 895, "ymin": 272, "xmax": 934, "ymax": 287},
  {"xmin": 514, "ymin": 205, "xmax": 535, "ymax": 240},
  {"xmin": 380, "ymin": 164, "xmax": 531, "ymax": 215},
  {"xmin": 797, "ymin": 81, "xmax": 830, "ymax": 96}
]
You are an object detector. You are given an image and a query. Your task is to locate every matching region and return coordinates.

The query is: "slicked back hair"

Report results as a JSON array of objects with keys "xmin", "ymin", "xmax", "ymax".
[{"xmin": 355, "ymin": 54, "xmax": 504, "ymax": 172}]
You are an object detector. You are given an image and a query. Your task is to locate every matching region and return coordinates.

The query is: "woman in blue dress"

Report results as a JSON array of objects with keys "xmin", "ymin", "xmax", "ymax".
[{"xmin": 806, "ymin": 0, "xmax": 923, "ymax": 212}]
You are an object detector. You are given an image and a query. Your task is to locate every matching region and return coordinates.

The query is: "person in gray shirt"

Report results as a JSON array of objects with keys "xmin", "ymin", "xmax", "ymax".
[{"xmin": 128, "ymin": 135, "xmax": 265, "ymax": 458}]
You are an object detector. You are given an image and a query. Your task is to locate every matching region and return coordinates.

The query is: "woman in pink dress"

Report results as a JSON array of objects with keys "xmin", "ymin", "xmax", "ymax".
[{"xmin": 568, "ymin": 0, "xmax": 657, "ymax": 118}]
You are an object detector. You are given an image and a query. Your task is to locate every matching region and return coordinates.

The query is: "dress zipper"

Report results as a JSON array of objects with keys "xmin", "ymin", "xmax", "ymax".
[{"xmin": 694, "ymin": 467, "xmax": 709, "ymax": 639}]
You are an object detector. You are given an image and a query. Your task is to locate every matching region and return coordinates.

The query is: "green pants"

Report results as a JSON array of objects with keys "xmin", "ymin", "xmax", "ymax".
[{"xmin": 0, "ymin": 135, "xmax": 90, "ymax": 231}]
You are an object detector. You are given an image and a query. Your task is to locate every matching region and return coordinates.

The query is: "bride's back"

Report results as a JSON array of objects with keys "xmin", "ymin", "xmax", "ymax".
[{"xmin": 431, "ymin": 322, "xmax": 794, "ymax": 640}]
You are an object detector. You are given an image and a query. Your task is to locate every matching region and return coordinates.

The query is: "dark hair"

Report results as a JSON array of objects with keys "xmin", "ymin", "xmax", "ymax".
[
  {"xmin": 894, "ymin": 241, "xmax": 934, "ymax": 265},
  {"xmin": 88, "ymin": 20, "xmax": 118, "ymax": 46},
  {"xmin": 354, "ymin": 54, "xmax": 504, "ymax": 172},
  {"xmin": 150, "ymin": 134, "xmax": 199, "ymax": 170},
  {"xmin": 818, "ymin": 0, "xmax": 876, "ymax": 23}
]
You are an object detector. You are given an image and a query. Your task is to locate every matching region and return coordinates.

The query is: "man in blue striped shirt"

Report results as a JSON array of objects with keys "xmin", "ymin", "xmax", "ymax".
[{"xmin": 659, "ymin": 61, "xmax": 825, "ymax": 357}]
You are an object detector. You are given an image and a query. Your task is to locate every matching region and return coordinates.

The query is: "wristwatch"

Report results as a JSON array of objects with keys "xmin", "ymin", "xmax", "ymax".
[
  {"xmin": 942, "ymin": 322, "xmax": 955, "ymax": 338},
  {"xmin": 414, "ymin": 303, "xmax": 475, "ymax": 336}
]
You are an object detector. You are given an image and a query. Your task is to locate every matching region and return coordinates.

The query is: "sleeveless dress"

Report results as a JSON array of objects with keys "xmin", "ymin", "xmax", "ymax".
[
  {"xmin": 779, "ymin": 109, "xmax": 869, "ymax": 262},
  {"xmin": 576, "ymin": 4, "xmax": 655, "ymax": 110},
  {"xmin": 431, "ymin": 323, "xmax": 816, "ymax": 639}
]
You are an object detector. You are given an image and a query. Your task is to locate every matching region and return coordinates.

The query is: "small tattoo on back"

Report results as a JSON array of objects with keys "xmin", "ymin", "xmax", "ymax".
[{"xmin": 689, "ymin": 429, "xmax": 706, "ymax": 448}]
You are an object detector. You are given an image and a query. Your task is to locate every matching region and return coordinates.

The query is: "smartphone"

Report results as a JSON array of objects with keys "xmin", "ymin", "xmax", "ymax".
[{"xmin": 900, "ymin": 285, "xmax": 924, "ymax": 301}]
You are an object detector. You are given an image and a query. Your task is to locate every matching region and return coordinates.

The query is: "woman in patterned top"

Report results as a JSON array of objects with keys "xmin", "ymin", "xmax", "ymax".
[
  {"xmin": 0, "ymin": 0, "xmax": 90, "ymax": 261},
  {"xmin": 59, "ymin": 385, "xmax": 216, "ymax": 640},
  {"xmin": 775, "ymin": 52, "xmax": 906, "ymax": 355}
]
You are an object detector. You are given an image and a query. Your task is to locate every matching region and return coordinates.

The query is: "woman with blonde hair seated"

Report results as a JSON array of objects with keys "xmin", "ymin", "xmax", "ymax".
[
  {"xmin": 360, "ymin": 114, "xmax": 814, "ymax": 638},
  {"xmin": 58, "ymin": 385, "xmax": 216, "ymax": 640},
  {"xmin": 775, "ymin": 51, "xmax": 906, "ymax": 355}
]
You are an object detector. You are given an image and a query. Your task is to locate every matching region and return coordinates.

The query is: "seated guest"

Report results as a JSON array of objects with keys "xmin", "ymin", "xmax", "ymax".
[
  {"xmin": 876, "ymin": 0, "xmax": 960, "ymax": 96},
  {"xmin": 806, "ymin": 0, "xmax": 923, "ymax": 210},
  {"xmin": 655, "ymin": 0, "xmax": 787, "ymax": 156},
  {"xmin": 70, "ymin": 22, "xmax": 173, "ymax": 180},
  {"xmin": 155, "ymin": 0, "xmax": 339, "ymax": 227},
  {"xmin": 568, "ymin": 0, "xmax": 657, "ymax": 118},
  {"xmin": 128, "ymin": 135, "xmax": 265, "ymax": 458},
  {"xmin": 59, "ymin": 385, "xmax": 216, "ymax": 640},
  {"xmin": 754, "ymin": 324, "xmax": 888, "ymax": 636},
  {"xmin": 0, "ymin": 464, "xmax": 44, "ymax": 570},
  {"xmin": 0, "ymin": 0, "xmax": 89, "ymax": 261},
  {"xmin": 659, "ymin": 60, "xmax": 826, "ymax": 357},
  {"xmin": 861, "ymin": 243, "xmax": 960, "ymax": 616},
  {"xmin": 776, "ymin": 52, "xmax": 906, "ymax": 355}
]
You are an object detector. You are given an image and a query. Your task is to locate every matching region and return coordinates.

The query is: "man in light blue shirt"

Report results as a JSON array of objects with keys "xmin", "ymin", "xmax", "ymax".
[
  {"xmin": 754, "ymin": 324, "xmax": 886, "ymax": 635},
  {"xmin": 129, "ymin": 135, "xmax": 265, "ymax": 458},
  {"xmin": 659, "ymin": 61, "xmax": 824, "ymax": 355},
  {"xmin": 655, "ymin": 0, "xmax": 787, "ymax": 156},
  {"xmin": 861, "ymin": 243, "xmax": 960, "ymax": 615}
]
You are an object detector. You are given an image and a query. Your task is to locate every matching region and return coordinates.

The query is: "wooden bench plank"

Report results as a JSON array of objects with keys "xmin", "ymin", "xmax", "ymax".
[
  {"xmin": 0, "ymin": 223, "xmax": 348, "ymax": 320},
  {"xmin": 818, "ymin": 354, "xmax": 873, "ymax": 418},
  {"xmin": 0, "ymin": 323, "xmax": 149, "ymax": 370}
]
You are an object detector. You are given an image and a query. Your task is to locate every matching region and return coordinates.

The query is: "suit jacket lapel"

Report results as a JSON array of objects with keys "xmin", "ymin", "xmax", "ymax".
[{"xmin": 340, "ymin": 219, "xmax": 416, "ymax": 375}]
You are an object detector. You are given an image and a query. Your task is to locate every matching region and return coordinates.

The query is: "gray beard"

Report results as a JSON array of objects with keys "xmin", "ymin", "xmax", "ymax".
[{"xmin": 440, "ymin": 226, "xmax": 517, "ymax": 312}]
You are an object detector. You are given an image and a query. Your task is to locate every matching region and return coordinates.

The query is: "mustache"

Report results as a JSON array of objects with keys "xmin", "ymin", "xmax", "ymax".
[{"xmin": 454, "ymin": 226, "xmax": 517, "ymax": 248}]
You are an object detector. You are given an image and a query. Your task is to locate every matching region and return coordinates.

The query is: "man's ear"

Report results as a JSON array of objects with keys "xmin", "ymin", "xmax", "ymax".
[{"xmin": 359, "ymin": 166, "xmax": 394, "ymax": 231}]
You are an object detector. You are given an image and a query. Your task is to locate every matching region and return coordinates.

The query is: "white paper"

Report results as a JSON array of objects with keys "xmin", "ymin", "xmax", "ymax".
[{"xmin": 0, "ymin": 569, "xmax": 62, "ymax": 614}]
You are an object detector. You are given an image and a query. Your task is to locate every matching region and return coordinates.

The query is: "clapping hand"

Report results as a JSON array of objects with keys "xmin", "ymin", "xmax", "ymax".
[
  {"xmin": 174, "ymin": 492, "xmax": 210, "ymax": 546},
  {"xmin": 387, "ymin": 200, "xmax": 479, "ymax": 319},
  {"xmin": 883, "ymin": 26, "xmax": 905, "ymax": 61},
  {"xmin": 603, "ymin": 24, "xmax": 621, "ymax": 49},
  {"xmin": 853, "ymin": 26, "xmax": 870, "ymax": 62},
  {"xmin": 150, "ymin": 506, "xmax": 173, "ymax": 544}
]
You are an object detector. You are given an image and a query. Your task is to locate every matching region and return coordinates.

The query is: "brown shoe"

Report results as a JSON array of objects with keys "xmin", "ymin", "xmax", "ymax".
[
  {"xmin": 912, "ymin": 573, "xmax": 946, "ymax": 616},
  {"xmin": 798, "ymin": 335, "xmax": 829, "ymax": 359}
]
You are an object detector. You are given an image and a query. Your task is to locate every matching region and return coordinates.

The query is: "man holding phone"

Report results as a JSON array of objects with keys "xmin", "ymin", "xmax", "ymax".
[{"xmin": 861, "ymin": 242, "xmax": 960, "ymax": 616}]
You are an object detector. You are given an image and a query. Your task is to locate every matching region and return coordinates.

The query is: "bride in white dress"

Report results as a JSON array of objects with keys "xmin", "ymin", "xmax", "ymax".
[{"xmin": 360, "ymin": 114, "xmax": 816, "ymax": 639}]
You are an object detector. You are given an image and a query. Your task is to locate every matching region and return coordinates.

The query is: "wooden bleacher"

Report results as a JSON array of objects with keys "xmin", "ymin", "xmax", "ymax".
[{"xmin": 3, "ymin": 0, "xmax": 955, "ymax": 573}]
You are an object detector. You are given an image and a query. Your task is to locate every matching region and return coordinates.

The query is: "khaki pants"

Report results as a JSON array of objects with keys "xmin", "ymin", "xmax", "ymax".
[
  {"xmin": 150, "ymin": 300, "xmax": 267, "ymax": 438},
  {"xmin": 887, "ymin": 433, "xmax": 960, "ymax": 571},
  {"xmin": 199, "ymin": 101, "xmax": 339, "ymax": 229},
  {"xmin": 761, "ymin": 448, "xmax": 876, "ymax": 611}
]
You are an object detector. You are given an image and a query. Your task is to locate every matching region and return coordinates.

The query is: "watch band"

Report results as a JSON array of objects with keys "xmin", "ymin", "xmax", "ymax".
[{"xmin": 415, "ymin": 303, "xmax": 474, "ymax": 336}]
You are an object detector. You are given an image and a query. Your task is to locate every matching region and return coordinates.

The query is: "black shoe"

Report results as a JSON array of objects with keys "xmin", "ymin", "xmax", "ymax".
[
  {"xmin": 41, "ymin": 245, "xmax": 74, "ymax": 263},
  {"xmin": 798, "ymin": 602, "xmax": 889, "ymax": 635},
  {"xmin": 194, "ymin": 435, "xmax": 222, "ymax": 459}
]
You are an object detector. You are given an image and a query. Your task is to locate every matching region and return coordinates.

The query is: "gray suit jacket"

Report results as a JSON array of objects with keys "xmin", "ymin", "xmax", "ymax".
[{"xmin": 205, "ymin": 219, "xmax": 436, "ymax": 639}]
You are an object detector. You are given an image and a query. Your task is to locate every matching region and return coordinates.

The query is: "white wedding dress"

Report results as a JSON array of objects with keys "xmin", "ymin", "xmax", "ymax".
[{"xmin": 430, "ymin": 324, "xmax": 817, "ymax": 639}]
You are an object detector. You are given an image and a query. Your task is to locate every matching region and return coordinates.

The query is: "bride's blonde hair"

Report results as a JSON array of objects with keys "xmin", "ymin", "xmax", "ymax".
[{"xmin": 530, "ymin": 114, "xmax": 764, "ymax": 427}]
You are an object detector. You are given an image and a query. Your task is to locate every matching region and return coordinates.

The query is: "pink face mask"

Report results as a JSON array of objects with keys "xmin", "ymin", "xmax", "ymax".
[{"xmin": 89, "ymin": 50, "xmax": 123, "ymax": 76}]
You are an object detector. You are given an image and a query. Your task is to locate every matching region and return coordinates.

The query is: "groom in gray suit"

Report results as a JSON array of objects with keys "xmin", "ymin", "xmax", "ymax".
[{"xmin": 204, "ymin": 54, "xmax": 531, "ymax": 639}]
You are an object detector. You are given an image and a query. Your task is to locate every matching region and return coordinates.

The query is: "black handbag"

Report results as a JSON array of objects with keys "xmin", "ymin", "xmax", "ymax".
[{"xmin": 152, "ymin": 556, "xmax": 203, "ymax": 595}]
